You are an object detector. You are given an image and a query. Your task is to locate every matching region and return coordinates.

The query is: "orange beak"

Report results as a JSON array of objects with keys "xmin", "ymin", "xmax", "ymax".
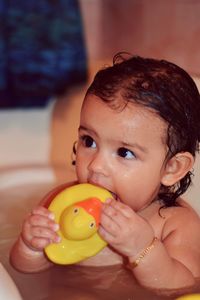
[{"xmin": 76, "ymin": 197, "xmax": 102, "ymax": 226}]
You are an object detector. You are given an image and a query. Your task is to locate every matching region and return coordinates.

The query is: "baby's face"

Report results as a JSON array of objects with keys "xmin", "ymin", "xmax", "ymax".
[{"xmin": 76, "ymin": 94, "xmax": 169, "ymax": 211}]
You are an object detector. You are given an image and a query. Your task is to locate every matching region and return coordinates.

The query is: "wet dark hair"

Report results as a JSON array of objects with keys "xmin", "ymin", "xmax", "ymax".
[{"xmin": 85, "ymin": 53, "xmax": 200, "ymax": 207}]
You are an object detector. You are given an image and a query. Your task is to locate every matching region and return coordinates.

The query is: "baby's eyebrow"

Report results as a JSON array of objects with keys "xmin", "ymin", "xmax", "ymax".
[
  {"xmin": 78, "ymin": 125, "xmax": 87, "ymax": 131},
  {"xmin": 78, "ymin": 125, "xmax": 97, "ymax": 137},
  {"xmin": 121, "ymin": 141, "xmax": 148, "ymax": 153},
  {"xmin": 78, "ymin": 125, "xmax": 90, "ymax": 132}
]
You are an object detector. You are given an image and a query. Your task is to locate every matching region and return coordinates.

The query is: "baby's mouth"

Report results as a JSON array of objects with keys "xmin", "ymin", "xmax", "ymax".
[
  {"xmin": 87, "ymin": 180, "xmax": 119, "ymax": 201},
  {"xmin": 110, "ymin": 191, "xmax": 119, "ymax": 201}
]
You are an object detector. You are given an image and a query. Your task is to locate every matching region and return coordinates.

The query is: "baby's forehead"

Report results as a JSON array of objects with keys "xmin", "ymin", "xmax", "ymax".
[
  {"xmin": 121, "ymin": 101, "xmax": 167, "ymax": 134},
  {"xmin": 82, "ymin": 94, "xmax": 168, "ymax": 143}
]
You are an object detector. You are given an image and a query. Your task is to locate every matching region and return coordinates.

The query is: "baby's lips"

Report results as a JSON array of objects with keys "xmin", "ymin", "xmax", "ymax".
[{"xmin": 110, "ymin": 191, "xmax": 118, "ymax": 200}]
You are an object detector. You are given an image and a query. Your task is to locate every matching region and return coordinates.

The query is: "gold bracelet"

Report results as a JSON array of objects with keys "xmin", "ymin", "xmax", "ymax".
[{"xmin": 127, "ymin": 237, "xmax": 158, "ymax": 269}]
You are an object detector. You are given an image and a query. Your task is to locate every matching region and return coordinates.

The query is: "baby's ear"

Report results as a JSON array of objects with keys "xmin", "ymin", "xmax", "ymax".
[{"xmin": 161, "ymin": 152, "xmax": 194, "ymax": 186}]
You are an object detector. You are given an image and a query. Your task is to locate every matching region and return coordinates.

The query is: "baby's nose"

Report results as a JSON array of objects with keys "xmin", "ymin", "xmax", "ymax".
[{"xmin": 87, "ymin": 152, "xmax": 108, "ymax": 176}]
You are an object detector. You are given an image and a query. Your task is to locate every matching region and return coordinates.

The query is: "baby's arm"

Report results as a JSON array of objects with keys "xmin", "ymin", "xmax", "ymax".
[
  {"xmin": 99, "ymin": 198, "xmax": 200, "ymax": 289},
  {"xmin": 10, "ymin": 182, "xmax": 73, "ymax": 273}
]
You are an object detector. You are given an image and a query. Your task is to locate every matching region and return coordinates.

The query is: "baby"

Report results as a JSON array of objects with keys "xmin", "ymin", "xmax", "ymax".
[{"xmin": 10, "ymin": 53, "xmax": 200, "ymax": 290}]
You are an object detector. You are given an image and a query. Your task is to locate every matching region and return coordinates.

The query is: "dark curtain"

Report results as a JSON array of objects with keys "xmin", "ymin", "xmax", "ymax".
[{"xmin": 0, "ymin": 0, "xmax": 87, "ymax": 108}]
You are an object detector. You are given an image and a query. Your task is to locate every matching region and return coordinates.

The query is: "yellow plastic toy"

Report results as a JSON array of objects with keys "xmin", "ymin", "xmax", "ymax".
[
  {"xmin": 176, "ymin": 294, "xmax": 200, "ymax": 300},
  {"xmin": 45, "ymin": 183, "xmax": 113, "ymax": 264}
]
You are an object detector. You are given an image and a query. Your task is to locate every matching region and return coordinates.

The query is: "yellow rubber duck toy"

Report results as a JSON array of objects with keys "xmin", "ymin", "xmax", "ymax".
[
  {"xmin": 176, "ymin": 294, "xmax": 200, "ymax": 300},
  {"xmin": 45, "ymin": 183, "xmax": 113, "ymax": 264}
]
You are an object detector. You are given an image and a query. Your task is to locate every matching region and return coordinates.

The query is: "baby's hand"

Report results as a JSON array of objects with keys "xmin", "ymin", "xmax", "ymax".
[
  {"xmin": 99, "ymin": 198, "xmax": 154, "ymax": 259},
  {"xmin": 21, "ymin": 206, "xmax": 61, "ymax": 252}
]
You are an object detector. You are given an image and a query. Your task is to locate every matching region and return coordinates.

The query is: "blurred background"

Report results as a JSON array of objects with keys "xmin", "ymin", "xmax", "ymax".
[{"xmin": 0, "ymin": 0, "xmax": 200, "ymax": 206}]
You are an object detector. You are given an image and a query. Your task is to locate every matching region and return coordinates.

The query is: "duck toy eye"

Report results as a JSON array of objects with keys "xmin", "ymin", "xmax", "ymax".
[
  {"xmin": 89, "ymin": 221, "xmax": 96, "ymax": 228},
  {"xmin": 73, "ymin": 208, "xmax": 79, "ymax": 214},
  {"xmin": 45, "ymin": 183, "xmax": 113, "ymax": 265}
]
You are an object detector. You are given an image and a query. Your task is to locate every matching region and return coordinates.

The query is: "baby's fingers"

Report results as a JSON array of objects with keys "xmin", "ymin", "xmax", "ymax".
[
  {"xmin": 22, "ymin": 223, "xmax": 61, "ymax": 251},
  {"xmin": 106, "ymin": 198, "xmax": 134, "ymax": 218},
  {"xmin": 98, "ymin": 225, "xmax": 118, "ymax": 244},
  {"xmin": 31, "ymin": 206, "xmax": 55, "ymax": 220},
  {"xmin": 21, "ymin": 208, "xmax": 60, "ymax": 251},
  {"xmin": 30, "ymin": 226, "xmax": 61, "ymax": 250},
  {"xmin": 29, "ymin": 237, "xmax": 50, "ymax": 250},
  {"xmin": 100, "ymin": 212, "xmax": 120, "ymax": 236},
  {"xmin": 26, "ymin": 213, "xmax": 58, "ymax": 231}
]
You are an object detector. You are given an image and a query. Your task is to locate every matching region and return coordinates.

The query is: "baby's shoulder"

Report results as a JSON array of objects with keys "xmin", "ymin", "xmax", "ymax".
[
  {"xmin": 161, "ymin": 199, "xmax": 200, "ymax": 241},
  {"xmin": 159, "ymin": 200, "xmax": 200, "ymax": 277}
]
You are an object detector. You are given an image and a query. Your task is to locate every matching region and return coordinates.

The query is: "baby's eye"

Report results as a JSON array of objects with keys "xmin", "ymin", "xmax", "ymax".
[
  {"xmin": 117, "ymin": 147, "xmax": 135, "ymax": 159},
  {"xmin": 81, "ymin": 135, "xmax": 96, "ymax": 148}
]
